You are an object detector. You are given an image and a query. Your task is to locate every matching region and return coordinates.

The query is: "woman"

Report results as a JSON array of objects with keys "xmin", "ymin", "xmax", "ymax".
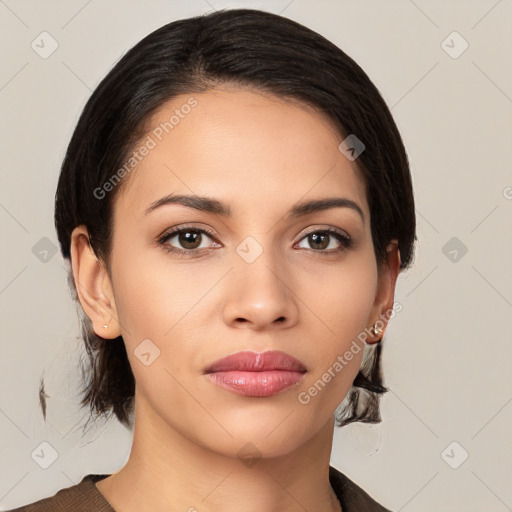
[{"xmin": 9, "ymin": 7, "xmax": 415, "ymax": 512}]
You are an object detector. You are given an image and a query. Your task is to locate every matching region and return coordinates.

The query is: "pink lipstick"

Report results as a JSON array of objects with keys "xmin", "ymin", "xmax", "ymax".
[{"xmin": 204, "ymin": 350, "xmax": 307, "ymax": 397}]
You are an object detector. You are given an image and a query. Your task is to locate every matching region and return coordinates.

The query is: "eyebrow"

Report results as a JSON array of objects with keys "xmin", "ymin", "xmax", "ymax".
[{"xmin": 144, "ymin": 193, "xmax": 365, "ymax": 222}]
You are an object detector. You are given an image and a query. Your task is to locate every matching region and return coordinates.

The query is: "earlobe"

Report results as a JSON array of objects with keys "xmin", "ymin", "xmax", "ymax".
[
  {"xmin": 367, "ymin": 239, "xmax": 401, "ymax": 343},
  {"xmin": 69, "ymin": 225, "xmax": 121, "ymax": 339}
]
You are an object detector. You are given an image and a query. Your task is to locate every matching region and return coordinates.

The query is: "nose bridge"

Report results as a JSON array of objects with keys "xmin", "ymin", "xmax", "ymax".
[
  {"xmin": 234, "ymin": 235, "xmax": 287, "ymax": 296},
  {"xmin": 224, "ymin": 234, "xmax": 298, "ymax": 327}
]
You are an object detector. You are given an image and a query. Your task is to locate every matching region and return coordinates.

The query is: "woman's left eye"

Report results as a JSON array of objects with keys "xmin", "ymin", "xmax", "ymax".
[
  {"xmin": 295, "ymin": 229, "xmax": 352, "ymax": 253},
  {"xmin": 157, "ymin": 226, "xmax": 352, "ymax": 256}
]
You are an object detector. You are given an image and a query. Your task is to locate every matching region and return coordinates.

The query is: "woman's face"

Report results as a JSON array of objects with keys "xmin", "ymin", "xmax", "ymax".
[{"xmin": 98, "ymin": 87, "xmax": 397, "ymax": 457}]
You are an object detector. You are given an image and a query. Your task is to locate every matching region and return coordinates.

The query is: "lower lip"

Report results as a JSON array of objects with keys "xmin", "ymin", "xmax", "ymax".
[{"xmin": 206, "ymin": 370, "xmax": 306, "ymax": 397}]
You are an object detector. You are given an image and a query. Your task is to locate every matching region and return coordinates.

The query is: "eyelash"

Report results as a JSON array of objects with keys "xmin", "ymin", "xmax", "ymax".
[{"xmin": 157, "ymin": 224, "xmax": 352, "ymax": 258}]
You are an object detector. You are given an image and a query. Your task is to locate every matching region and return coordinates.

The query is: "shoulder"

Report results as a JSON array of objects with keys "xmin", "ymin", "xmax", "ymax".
[
  {"xmin": 5, "ymin": 475, "xmax": 114, "ymax": 512},
  {"xmin": 7, "ymin": 468, "xmax": 390, "ymax": 511},
  {"xmin": 329, "ymin": 465, "xmax": 393, "ymax": 512}
]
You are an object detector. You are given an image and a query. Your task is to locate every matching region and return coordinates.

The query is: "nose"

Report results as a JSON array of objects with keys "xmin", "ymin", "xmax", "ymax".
[{"xmin": 222, "ymin": 248, "xmax": 299, "ymax": 331}]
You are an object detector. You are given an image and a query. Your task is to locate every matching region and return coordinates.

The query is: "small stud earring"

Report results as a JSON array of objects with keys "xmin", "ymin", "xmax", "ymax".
[
  {"xmin": 372, "ymin": 324, "xmax": 384, "ymax": 337},
  {"xmin": 103, "ymin": 325, "xmax": 108, "ymax": 330}
]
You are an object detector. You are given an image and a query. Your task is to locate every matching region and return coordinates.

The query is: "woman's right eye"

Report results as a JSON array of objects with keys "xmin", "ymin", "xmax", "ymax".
[{"xmin": 157, "ymin": 227, "xmax": 220, "ymax": 256}]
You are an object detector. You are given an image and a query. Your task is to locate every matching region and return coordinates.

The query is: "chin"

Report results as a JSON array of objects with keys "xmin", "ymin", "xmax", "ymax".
[{"xmin": 192, "ymin": 411, "xmax": 321, "ymax": 461}]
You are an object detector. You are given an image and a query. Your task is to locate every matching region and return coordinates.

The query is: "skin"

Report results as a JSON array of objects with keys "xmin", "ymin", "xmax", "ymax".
[{"xmin": 70, "ymin": 86, "xmax": 400, "ymax": 512}]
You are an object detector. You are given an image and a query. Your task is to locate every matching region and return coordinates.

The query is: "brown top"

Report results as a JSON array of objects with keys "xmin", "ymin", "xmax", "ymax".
[{"xmin": 6, "ymin": 466, "xmax": 392, "ymax": 511}]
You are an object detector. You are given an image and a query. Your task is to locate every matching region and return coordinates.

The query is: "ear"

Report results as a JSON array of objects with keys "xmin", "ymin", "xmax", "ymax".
[
  {"xmin": 367, "ymin": 239, "xmax": 401, "ymax": 343},
  {"xmin": 69, "ymin": 225, "xmax": 121, "ymax": 339}
]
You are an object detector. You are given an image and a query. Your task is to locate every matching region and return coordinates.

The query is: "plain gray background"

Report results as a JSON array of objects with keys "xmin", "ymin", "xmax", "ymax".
[{"xmin": 0, "ymin": 1, "xmax": 511, "ymax": 511}]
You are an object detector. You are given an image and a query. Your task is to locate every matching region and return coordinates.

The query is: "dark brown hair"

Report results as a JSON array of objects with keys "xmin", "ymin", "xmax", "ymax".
[{"xmin": 52, "ymin": 8, "xmax": 416, "ymax": 431}]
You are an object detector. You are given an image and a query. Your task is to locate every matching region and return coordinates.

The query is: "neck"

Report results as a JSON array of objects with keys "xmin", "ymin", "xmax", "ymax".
[{"xmin": 96, "ymin": 389, "xmax": 342, "ymax": 512}]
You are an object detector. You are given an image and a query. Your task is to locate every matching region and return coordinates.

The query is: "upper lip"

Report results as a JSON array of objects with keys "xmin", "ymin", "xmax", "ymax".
[{"xmin": 204, "ymin": 350, "xmax": 307, "ymax": 373}]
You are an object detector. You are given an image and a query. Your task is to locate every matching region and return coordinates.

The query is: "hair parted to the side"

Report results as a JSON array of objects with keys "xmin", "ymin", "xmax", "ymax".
[{"xmin": 52, "ymin": 8, "xmax": 416, "ymax": 431}]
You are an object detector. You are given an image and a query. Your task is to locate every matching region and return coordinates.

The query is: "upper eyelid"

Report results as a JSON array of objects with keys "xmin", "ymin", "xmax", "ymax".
[{"xmin": 159, "ymin": 225, "xmax": 217, "ymax": 240}]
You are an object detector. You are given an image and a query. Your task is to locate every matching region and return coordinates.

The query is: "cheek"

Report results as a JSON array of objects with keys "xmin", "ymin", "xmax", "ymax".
[
  {"xmin": 301, "ymin": 255, "xmax": 377, "ymax": 403},
  {"xmin": 109, "ymin": 248, "xmax": 204, "ymax": 395},
  {"xmin": 110, "ymin": 242, "xmax": 200, "ymax": 338},
  {"xmin": 309, "ymin": 253, "xmax": 378, "ymax": 345}
]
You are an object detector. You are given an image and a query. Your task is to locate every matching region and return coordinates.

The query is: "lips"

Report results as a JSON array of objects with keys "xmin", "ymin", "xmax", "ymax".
[
  {"xmin": 204, "ymin": 350, "xmax": 307, "ymax": 373},
  {"xmin": 204, "ymin": 350, "xmax": 307, "ymax": 397}
]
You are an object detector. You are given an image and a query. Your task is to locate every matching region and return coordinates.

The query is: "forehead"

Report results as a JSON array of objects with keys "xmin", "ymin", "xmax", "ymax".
[{"xmin": 115, "ymin": 87, "xmax": 368, "ymax": 223}]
